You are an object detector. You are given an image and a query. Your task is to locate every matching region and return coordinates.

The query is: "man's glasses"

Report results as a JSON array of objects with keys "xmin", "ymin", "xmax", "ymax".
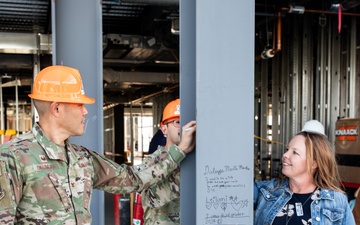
[{"xmin": 165, "ymin": 120, "xmax": 180, "ymax": 128}]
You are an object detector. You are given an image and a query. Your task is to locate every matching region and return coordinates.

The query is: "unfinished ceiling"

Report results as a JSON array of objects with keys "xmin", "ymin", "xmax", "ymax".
[{"xmin": 0, "ymin": 0, "xmax": 359, "ymax": 106}]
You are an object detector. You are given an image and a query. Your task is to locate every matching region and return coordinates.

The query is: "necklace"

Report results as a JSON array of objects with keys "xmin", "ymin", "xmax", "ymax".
[{"xmin": 285, "ymin": 187, "xmax": 318, "ymax": 225}]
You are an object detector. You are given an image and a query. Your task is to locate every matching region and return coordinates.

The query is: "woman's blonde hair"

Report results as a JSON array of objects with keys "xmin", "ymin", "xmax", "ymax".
[{"xmin": 299, "ymin": 132, "xmax": 344, "ymax": 193}]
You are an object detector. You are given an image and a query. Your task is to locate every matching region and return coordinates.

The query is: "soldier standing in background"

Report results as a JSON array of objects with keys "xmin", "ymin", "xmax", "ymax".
[
  {"xmin": 141, "ymin": 99, "xmax": 183, "ymax": 225},
  {"xmin": 148, "ymin": 116, "xmax": 166, "ymax": 154}
]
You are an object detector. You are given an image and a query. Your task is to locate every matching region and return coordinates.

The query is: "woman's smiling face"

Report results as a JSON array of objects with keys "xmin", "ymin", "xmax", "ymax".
[{"xmin": 282, "ymin": 135, "xmax": 309, "ymax": 180}]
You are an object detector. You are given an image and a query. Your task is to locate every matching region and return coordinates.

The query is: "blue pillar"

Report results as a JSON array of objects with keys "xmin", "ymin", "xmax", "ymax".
[
  {"xmin": 179, "ymin": 0, "xmax": 196, "ymax": 223},
  {"xmin": 180, "ymin": 0, "xmax": 255, "ymax": 224},
  {"xmin": 52, "ymin": 1, "xmax": 104, "ymax": 224}
]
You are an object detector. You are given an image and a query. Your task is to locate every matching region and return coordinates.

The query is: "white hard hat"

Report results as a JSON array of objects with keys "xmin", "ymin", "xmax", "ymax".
[{"xmin": 301, "ymin": 120, "xmax": 325, "ymax": 136}]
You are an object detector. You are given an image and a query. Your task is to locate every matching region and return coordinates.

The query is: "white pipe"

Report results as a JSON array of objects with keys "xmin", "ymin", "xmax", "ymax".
[
  {"xmin": 288, "ymin": 5, "xmax": 305, "ymax": 14},
  {"xmin": 261, "ymin": 49, "xmax": 275, "ymax": 59}
]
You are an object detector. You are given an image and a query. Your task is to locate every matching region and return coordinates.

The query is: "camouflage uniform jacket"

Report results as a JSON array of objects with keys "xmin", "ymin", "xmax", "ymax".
[
  {"xmin": 0, "ymin": 123, "xmax": 185, "ymax": 225},
  {"xmin": 141, "ymin": 146, "xmax": 180, "ymax": 225}
]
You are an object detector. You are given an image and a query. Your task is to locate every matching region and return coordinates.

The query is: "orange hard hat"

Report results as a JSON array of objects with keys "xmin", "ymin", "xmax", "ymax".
[
  {"xmin": 28, "ymin": 65, "xmax": 95, "ymax": 104},
  {"xmin": 161, "ymin": 98, "xmax": 180, "ymax": 126}
]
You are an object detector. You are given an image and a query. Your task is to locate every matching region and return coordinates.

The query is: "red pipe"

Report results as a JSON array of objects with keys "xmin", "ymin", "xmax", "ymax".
[
  {"xmin": 114, "ymin": 194, "xmax": 121, "ymax": 225},
  {"xmin": 340, "ymin": 182, "xmax": 360, "ymax": 189}
]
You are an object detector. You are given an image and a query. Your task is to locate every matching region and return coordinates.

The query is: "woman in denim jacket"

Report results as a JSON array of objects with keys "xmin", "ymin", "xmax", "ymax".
[{"xmin": 254, "ymin": 120, "xmax": 355, "ymax": 225}]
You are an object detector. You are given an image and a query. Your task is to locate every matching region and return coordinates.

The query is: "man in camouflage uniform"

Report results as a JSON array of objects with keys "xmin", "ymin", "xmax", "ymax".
[
  {"xmin": 0, "ymin": 66, "xmax": 196, "ymax": 225},
  {"xmin": 141, "ymin": 99, "xmax": 183, "ymax": 225}
]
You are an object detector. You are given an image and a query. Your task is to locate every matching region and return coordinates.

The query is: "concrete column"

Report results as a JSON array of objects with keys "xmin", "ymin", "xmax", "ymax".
[
  {"xmin": 52, "ymin": 0, "xmax": 104, "ymax": 224},
  {"xmin": 180, "ymin": 0, "xmax": 255, "ymax": 224},
  {"xmin": 179, "ymin": 0, "xmax": 196, "ymax": 223}
]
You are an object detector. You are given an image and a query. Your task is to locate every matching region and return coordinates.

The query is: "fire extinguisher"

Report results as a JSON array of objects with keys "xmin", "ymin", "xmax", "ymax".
[{"xmin": 132, "ymin": 192, "xmax": 144, "ymax": 225}]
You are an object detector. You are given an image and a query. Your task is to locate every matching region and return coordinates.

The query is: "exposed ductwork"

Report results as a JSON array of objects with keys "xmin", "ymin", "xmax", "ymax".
[
  {"xmin": 103, "ymin": 67, "xmax": 179, "ymax": 88},
  {"xmin": 121, "ymin": 0, "xmax": 178, "ymax": 6},
  {"xmin": 2, "ymin": 0, "xmax": 360, "ymax": 105},
  {"xmin": 128, "ymin": 84, "xmax": 179, "ymax": 104}
]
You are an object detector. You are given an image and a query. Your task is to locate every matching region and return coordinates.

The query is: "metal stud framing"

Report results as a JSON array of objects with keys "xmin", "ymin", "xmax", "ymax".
[{"xmin": 256, "ymin": 14, "xmax": 360, "ymax": 178}]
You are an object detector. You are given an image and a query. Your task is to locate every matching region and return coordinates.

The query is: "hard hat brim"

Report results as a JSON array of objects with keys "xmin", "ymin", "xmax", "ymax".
[
  {"xmin": 28, "ymin": 93, "xmax": 95, "ymax": 104},
  {"xmin": 160, "ymin": 115, "xmax": 180, "ymax": 126}
]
